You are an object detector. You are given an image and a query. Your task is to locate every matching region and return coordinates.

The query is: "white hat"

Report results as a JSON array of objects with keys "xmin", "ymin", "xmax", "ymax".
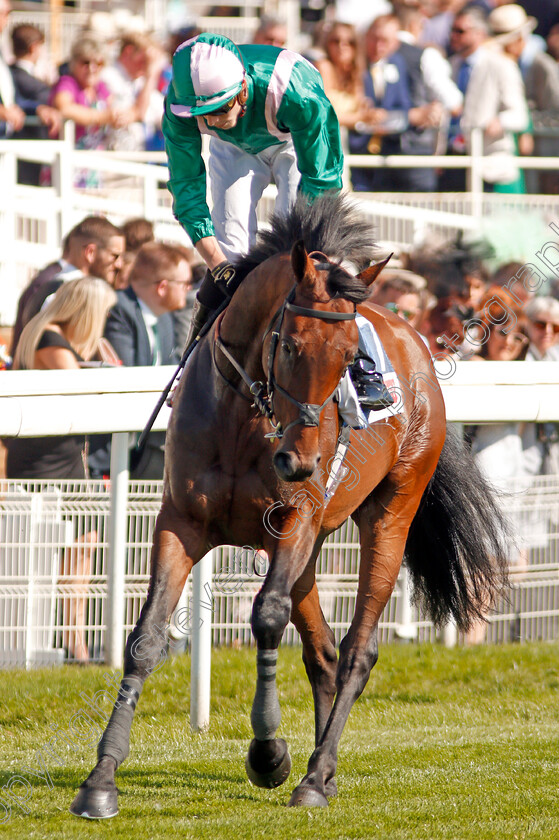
[{"xmin": 488, "ymin": 4, "xmax": 537, "ymax": 44}]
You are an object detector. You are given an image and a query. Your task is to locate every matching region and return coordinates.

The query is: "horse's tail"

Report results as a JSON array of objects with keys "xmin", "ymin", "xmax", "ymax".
[{"xmin": 404, "ymin": 426, "xmax": 510, "ymax": 632}]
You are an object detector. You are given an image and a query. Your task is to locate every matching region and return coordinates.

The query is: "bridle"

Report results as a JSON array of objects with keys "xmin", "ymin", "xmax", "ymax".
[{"xmin": 214, "ymin": 259, "xmax": 357, "ymax": 440}]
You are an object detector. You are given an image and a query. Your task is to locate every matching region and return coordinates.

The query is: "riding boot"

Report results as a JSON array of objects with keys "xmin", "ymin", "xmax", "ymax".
[
  {"xmin": 183, "ymin": 297, "xmax": 213, "ymax": 354},
  {"xmin": 350, "ymin": 354, "xmax": 394, "ymax": 411}
]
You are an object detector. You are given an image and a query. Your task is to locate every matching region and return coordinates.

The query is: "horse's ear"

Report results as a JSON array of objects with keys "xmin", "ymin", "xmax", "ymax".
[
  {"xmin": 357, "ymin": 254, "xmax": 392, "ymax": 287},
  {"xmin": 291, "ymin": 239, "xmax": 315, "ymax": 283}
]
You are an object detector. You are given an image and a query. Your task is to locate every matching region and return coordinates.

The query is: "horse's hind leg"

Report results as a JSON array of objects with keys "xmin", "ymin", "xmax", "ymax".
[
  {"xmin": 70, "ymin": 501, "xmax": 201, "ymax": 819},
  {"xmin": 289, "ymin": 471, "xmax": 430, "ymax": 807}
]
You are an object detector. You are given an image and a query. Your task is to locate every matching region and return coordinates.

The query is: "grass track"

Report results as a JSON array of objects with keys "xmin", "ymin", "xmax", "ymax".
[{"xmin": 1, "ymin": 642, "xmax": 558, "ymax": 839}]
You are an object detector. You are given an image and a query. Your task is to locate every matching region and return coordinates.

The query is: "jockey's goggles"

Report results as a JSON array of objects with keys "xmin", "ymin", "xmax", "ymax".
[{"xmin": 209, "ymin": 94, "xmax": 238, "ymax": 116}]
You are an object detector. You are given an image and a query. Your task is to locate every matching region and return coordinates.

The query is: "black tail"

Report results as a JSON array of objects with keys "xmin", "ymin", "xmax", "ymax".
[{"xmin": 405, "ymin": 426, "xmax": 510, "ymax": 632}]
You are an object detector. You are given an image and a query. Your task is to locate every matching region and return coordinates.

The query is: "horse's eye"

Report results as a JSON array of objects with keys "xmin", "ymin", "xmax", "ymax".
[{"xmin": 281, "ymin": 341, "xmax": 291, "ymax": 354}]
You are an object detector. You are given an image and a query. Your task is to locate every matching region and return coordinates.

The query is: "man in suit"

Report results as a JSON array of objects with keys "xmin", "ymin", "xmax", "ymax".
[
  {"xmin": 349, "ymin": 14, "xmax": 442, "ymax": 192},
  {"xmin": 10, "ymin": 24, "xmax": 61, "ymax": 184},
  {"xmin": 11, "ymin": 216, "xmax": 125, "ymax": 356},
  {"xmin": 449, "ymin": 6, "xmax": 528, "ymax": 193},
  {"xmin": 0, "ymin": 0, "xmax": 25, "ymax": 136},
  {"xmin": 90, "ymin": 242, "xmax": 190, "ymax": 480}
]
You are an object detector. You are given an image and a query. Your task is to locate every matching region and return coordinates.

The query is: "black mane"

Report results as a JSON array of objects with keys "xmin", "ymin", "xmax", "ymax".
[{"xmin": 233, "ymin": 192, "xmax": 378, "ymax": 304}]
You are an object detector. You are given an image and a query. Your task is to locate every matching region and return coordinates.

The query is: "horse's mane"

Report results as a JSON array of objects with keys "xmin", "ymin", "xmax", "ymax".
[{"xmin": 233, "ymin": 192, "xmax": 378, "ymax": 304}]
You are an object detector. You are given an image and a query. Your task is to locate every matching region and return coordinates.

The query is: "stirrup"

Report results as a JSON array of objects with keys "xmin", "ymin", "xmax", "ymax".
[{"xmin": 350, "ymin": 356, "xmax": 394, "ymax": 411}]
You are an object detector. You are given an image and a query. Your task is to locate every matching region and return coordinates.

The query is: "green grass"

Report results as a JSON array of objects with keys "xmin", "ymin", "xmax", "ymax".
[{"xmin": 1, "ymin": 643, "xmax": 558, "ymax": 839}]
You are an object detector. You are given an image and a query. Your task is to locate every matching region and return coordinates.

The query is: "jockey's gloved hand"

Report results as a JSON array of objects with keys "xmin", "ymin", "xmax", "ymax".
[
  {"xmin": 197, "ymin": 261, "xmax": 237, "ymax": 310},
  {"xmin": 210, "ymin": 260, "xmax": 237, "ymax": 297}
]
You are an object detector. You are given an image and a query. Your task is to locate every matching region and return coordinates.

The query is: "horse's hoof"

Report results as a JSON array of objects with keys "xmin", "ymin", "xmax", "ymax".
[
  {"xmin": 325, "ymin": 777, "xmax": 338, "ymax": 798},
  {"xmin": 69, "ymin": 786, "xmax": 118, "ymax": 819},
  {"xmin": 245, "ymin": 738, "xmax": 292, "ymax": 788},
  {"xmin": 288, "ymin": 783, "xmax": 329, "ymax": 808}
]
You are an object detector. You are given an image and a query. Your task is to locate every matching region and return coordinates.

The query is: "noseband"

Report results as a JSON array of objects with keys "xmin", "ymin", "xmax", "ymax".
[{"xmin": 214, "ymin": 277, "xmax": 356, "ymax": 440}]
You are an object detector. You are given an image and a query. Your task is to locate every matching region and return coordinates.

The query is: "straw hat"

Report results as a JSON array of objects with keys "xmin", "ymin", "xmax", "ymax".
[{"xmin": 488, "ymin": 4, "xmax": 537, "ymax": 44}]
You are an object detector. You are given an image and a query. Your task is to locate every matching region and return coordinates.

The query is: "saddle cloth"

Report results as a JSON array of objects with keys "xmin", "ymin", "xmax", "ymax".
[{"xmin": 337, "ymin": 314, "xmax": 404, "ymax": 429}]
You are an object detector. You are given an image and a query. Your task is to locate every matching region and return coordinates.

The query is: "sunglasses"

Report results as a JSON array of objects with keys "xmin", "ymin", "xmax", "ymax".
[
  {"xmin": 78, "ymin": 58, "xmax": 103, "ymax": 68},
  {"xmin": 451, "ymin": 26, "xmax": 470, "ymax": 35},
  {"xmin": 385, "ymin": 302, "xmax": 416, "ymax": 321},
  {"xmin": 532, "ymin": 320, "xmax": 559, "ymax": 333},
  {"xmin": 210, "ymin": 95, "xmax": 238, "ymax": 116}
]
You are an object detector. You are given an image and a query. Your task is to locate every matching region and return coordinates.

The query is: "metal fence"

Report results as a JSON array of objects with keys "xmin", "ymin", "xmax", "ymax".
[{"xmin": 1, "ymin": 472, "xmax": 558, "ymax": 669}]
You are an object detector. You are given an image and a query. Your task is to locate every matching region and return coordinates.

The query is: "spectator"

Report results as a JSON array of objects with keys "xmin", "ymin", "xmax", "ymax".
[
  {"xmin": 0, "ymin": 0, "xmax": 25, "ymax": 137},
  {"xmin": 348, "ymin": 15, "xmax": 413, "ymax": 191},
  {"xmin": 19, "ymin": 216, "xmax": 125, "ymax": 339},
  {"xmin": 253, "ymin": 15, "xmax": 287, "ymax": 48},
  {"xmin": 9, "ymin": 24, "xmax": 61, "ymax": 184},
  {"xmin": 91, "ymin": 242, "xmax": 190, "ymax": 480},
  {"xmin": 102, "ymin": 31, "xmax": 166, "ymax": 151},
  {"xmin": 4, "ymin": 277, "xmax": 117, "ymax": 662},
  {"xmin": 334, "ymin": 0, "xmax": 393, "ymax": 33},
  {"xmin": 523, "ymin": 296, "xmax": 559, "ymax": 361},
  {"xmin": 463, "ymin": 262, "xmax": 490, "ymax": 310},
  {"xmin": 370, "ymin": 269, "xmax": 425, "ymax": 321},
  {"xmin": 446, "ymin": 7, "xmax": 529, "ymax": 193},
  {"xmin": 7, "ymin": 277, "xmax": 117, "ymax": 476},
  {"xmin": 522, "ymin": 296, "xmax": 559, "ymax": 481},
  {"xmin": 396, "ymin": 4, "xmax": 463, "ymax": 188},
  {"xmin": 465, "ymin": 287, "xmax": 529, "ymax": 642},
  {"xmin": 315, "ymin": 21, "xmax": 374, "ymax": 130},
  {"xmin": 419, "ymin": 0, "xmax": 464, "ymax": 55},
  {"xmin": 50, "ymin": 37, "xmax": 121, "ymax": 185},
  {"xmin": 501, "ymin": 8, "xmax": 559, "ymax": 194},
  {"xmin": 119, "ymin": 217, "xmax": 155, "ymax": 289}
]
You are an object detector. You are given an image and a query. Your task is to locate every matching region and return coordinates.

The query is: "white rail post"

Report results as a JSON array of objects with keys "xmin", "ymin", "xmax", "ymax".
[
  {"xmin": 469, "ymin": 127, "xmax": 484, "ymax": 222},
  {"xmin": 105, "ymin": 433, "xmax": 130, "ymax": 669},
  {"xmin": 395, "ymin": 564, "xmax": 417, "ymax": 641},
  {"xmin": 190, "ymin": 549, "xmax": 213, "ymax": 731}
]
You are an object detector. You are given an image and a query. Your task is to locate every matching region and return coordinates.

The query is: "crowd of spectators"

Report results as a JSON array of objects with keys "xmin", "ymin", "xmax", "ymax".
[
  {"xmin": 0, "ymin": 2, "xmax": 559, "ymax": 192},
  {"xmin": 1, "ymin": 1, "xmax": 559, "ymax": 652}
]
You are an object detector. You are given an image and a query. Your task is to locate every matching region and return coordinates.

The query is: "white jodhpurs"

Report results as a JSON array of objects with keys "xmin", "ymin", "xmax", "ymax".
[{"xmin": 208, "ymin": 136, "xmax": 300, "ymax": 260}]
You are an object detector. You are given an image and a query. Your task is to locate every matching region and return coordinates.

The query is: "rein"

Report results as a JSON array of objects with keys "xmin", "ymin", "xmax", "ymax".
[{"xmin": 214, "ymin": 277, "xmax": 356, "ymax": 440}]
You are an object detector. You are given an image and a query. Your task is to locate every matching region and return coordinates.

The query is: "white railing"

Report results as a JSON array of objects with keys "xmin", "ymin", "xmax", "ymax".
[
  {"xmin": 3, "ymin": 127, "xmax": 559, "ymax": 325},
  {"xmin": 1, "ymin": 362, "xmax": 559, "ymax": 727}
]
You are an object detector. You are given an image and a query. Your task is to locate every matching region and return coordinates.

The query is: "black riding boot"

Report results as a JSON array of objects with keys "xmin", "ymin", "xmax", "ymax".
[
  {"xmin": 350, "ymin": 354, "xmax": 394, "ymax": 411},
  {"xmin": 183, "ymin": 297, "xmax": 213, "ymax": 353}
]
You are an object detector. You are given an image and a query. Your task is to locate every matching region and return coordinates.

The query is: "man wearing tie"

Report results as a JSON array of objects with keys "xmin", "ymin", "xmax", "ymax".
[
  {"xmin": 443, "ymin": 6, "xmax": 528, "ymax": 191},
  {"xmin": 90, "ymin": 242, "xmax": 191, "ymax": 480}
]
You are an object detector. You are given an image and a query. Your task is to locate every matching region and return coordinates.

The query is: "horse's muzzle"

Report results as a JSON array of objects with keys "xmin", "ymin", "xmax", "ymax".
[{"xmin": 273, "ymin": 450, "xmax": 320, "ymax": 482}]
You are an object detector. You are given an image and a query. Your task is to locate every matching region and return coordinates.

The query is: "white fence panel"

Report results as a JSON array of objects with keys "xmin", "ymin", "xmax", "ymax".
[{"xmin": 1, "ymin": 362, "xmax": 559, "ymax": 670}]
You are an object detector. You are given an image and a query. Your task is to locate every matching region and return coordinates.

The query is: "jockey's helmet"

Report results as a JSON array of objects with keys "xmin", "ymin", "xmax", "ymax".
[{"xmin": 170, "ymin": 33, "xmax": 245, "ymax": 118}]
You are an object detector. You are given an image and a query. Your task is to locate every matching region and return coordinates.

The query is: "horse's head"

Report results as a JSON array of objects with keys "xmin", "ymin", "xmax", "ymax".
[{"xmin": 268, "ymin": 240, "xmax": 386, "ymax": 483}]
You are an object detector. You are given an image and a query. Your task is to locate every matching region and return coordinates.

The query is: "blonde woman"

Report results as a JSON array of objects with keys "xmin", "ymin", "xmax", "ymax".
[
  {"xmin": 8, "ymin": 276, "xmax": 117, "ymax": 478},
  {"xmin": 6, "ymin": 277, "xmax": 117, "ymax": 662},
  {"xmin": 315, "ymin": 22, "xmax": 374, "ymax": 130}
]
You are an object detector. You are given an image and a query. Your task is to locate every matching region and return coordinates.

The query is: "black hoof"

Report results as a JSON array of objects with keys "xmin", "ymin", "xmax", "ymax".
[
  {"xmin": 288, "ymin": 783, "xmax": 329, "ymax": 808},
  {"xmin": 245, "ymin": 738, "xmax": 292, "ymax": 788},
  {"xmin": 69, "ymin": 786, "xmax": 118, "ymax": 819},
  {"xmin": 325, "ymin": 777, "xmax": 338, "ymax": 798}
]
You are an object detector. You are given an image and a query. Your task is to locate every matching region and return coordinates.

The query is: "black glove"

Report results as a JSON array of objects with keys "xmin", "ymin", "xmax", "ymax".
[
  {"xmin": 197, "ymin": 260, "xmax": 237, "ymax": 309},
  {"xmin": 210, "ymin": 260, "xmax": 237, "ymax": 296}
]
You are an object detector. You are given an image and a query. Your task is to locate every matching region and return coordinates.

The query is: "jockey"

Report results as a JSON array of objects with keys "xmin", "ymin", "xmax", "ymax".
[{"xmin": 162, "ymin": 32, "xmax": 391, "ymax": 412}]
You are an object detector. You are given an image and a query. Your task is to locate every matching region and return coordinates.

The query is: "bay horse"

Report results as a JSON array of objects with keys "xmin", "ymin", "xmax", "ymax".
[{"xmin": 71, "ymin": 193, "xmax": 508, "ymax": 817}]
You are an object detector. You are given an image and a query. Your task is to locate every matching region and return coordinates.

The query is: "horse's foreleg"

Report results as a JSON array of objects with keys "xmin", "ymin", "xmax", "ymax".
[
  {"xmin": 245, "ymin": 536, "xmax": 315, "ymax": 790},
  {"xmin": 290, "ymin": 568, "xmax": 338, "ymax": 797},
  {"xmin": 70, "ymin": 506, "xmax": 201, "ymax": 819}
]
